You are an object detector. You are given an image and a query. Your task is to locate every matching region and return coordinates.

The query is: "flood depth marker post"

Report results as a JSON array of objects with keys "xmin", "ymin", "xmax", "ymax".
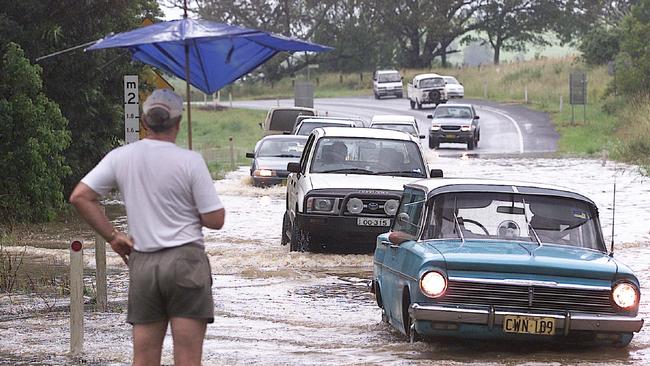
[{"xmin": 70, "ymin": 240, "xmax": 84, "ymax": 355}]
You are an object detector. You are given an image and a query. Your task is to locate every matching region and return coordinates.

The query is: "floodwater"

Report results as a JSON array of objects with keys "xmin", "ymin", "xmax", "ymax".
[{"xmin": 0, "ymin": 154, "xmax": 648, "ymax": 365}]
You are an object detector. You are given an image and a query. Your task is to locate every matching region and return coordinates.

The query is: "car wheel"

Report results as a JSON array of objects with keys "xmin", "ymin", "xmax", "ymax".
[
  {"xmin": 429, "ymin": 137, "xmax": 439, "ymax": 149},
  {"xmin": 289, "ymin": 218, "xmax": 310, "ymax": 252},
  {"xmin": 280, "ymin": 211, "xmax": 290, "ymax": 246},
  {"xmin": 409, "ymin": 100, "xmax": 415, "ymax": 109},
  {"xmin": 612, "ymin": 333, "xmax": 633, "ymax": 348},
  {"xmin": 397, "ymin": 93, "xmax": 403, "ymax": 99},
  {"xmin": 402, "ymin": 289, "xmax": 420, "ymax": 342},
  {"xmin": 374, "ymin": 93, "xmax": 380, "ymax": 100},
  {"xmin": 467, "ymin": 138, "xmax": 475, "ymax": 150}
]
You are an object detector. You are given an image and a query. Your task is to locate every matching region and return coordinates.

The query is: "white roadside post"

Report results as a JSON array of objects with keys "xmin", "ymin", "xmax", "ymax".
[{"xmin": 70, "ymin": 240, "xmax": 84, "ymax": 355}]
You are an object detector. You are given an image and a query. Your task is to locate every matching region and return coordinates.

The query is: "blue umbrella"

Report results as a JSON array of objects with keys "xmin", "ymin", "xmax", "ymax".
[{"xmin": 86, "ymin": 17, "xmax": 332, "ymax": 149}]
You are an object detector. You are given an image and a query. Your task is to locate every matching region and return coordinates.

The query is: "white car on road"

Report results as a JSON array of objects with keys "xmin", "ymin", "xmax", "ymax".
[
  {"xmin": 283, "ymin": 127, "xmax": 439, "ymax": 253},
  {"xmin": 369, "ymin": 115, "xmax": 425, "ymax": 139},
  {"xmin": 443, "ymin": 75, "xmax": 464, "ymax": 99}
]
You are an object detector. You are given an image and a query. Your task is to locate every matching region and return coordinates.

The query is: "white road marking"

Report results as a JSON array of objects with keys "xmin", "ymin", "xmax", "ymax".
[{"xmin": 476, "ymin": 105, "xmax": 525, "ymax": 154}]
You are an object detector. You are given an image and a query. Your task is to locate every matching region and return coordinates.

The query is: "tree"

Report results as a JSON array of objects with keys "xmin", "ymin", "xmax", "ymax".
[
  {"xmin": 578, "ymin": 25, "xmax": 620, "ymax": 65},
  {"xmin": 475, "ymin": 0, "xmax": 556, "ymax": 64},
  {"xmin": 0, "ymin": 0, "xmax": 162, "ymax": 198},
  {"xmin": 614, "ymin": 0, "xmax": 650, "ymax": 95},
  {"xmin": 0, "ymin": 43, "xmax": 71, "ymax": 222}
]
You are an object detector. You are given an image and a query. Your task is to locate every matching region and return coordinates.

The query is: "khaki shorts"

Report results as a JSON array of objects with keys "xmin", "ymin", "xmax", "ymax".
[{"xmin": 127, "ymin": 243, "xmax": 214, "ymax": 324}]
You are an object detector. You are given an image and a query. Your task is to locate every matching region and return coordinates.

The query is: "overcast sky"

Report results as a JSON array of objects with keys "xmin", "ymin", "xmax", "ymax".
[{"xmin": 159, "ymin": 1, "xmax": 185, "ymax": 20}]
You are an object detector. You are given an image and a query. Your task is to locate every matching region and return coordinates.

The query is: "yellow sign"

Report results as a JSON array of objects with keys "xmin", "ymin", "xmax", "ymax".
[{"xmin": 138, "ymin": 18, "xmax": 174, "ymax": 139}]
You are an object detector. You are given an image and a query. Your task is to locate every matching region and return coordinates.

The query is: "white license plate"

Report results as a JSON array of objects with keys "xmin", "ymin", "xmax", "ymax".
[
  {"xmin": 503, "ymin": 315, "xmax": 555, "ymax": 336},
  {"xmin": 357, "ymin": 217, "xmax": 391, "ymax": 227}
]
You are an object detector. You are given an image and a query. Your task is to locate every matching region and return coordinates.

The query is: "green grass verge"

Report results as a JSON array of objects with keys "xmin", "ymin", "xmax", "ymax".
[{"xmin": 174, "ymin": 106, "xmax": 266, "ymax": 179}]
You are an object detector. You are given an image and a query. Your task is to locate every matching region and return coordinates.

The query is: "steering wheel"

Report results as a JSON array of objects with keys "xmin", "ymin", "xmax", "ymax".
[{"xmin": 461, "ymin": 218, "xmax": 489, "ymax": 235}]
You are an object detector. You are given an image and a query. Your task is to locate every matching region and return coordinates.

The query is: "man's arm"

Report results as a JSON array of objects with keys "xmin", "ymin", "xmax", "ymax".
[
  {"xmin": 200, "ymin": 208, "xmax": 225, "ymax": 230},
  {"xmin": 69, "ymin": 182, "xmax": 132, "ymax": 263}
]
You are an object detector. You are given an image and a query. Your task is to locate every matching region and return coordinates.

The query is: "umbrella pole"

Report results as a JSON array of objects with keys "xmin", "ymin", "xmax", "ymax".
[
  {"xmin": 183, "ymin": 0, "xmax": 192, "ymax": 150},
  {"xmin": 185, "ymin": 44, "xmax": 192, "ymax": 150}
]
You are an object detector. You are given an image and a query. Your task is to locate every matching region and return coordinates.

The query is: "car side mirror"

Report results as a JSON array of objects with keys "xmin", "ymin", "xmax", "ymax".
[
  {"xmin": 427, "ymin": 114, "xmax": 433, "ymax": 119},
  {"xmin": 474, "ymin": 115, "xmax": 480, "ymax": 120},
  {"xmin": 430, "ymin": 169, "xmax": 443, "ymax": 178},
  {"xmin": 245, "ymin": 152, "xmax": 255, "ymax": 158},
  {"xmin": 287, "ymin": 162, "xmax": 301, "ymax": 173}
]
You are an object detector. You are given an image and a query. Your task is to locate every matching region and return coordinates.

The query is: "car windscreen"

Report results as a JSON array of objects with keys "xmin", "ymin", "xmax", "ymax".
[
  {"xmin": 419, "ymin": 77, "xmax": 444, "ymax": 88},
  {"xmin": 432, "ymin": 106, "xmax": 472, "ymax": 118},
  {"xmin": 269, "ymin": 110, "xmax": 315, "ymax": 132},
  {"xmin": 422, "ymin": 192, "xmax": 605, "ymax": 251},
  {"xmin": 296, "ymin": 122, "xmax": 351, "ymax": 135},
  {"xmin": 310, "ymin": 137, "xmax": 426, "ymax": 178},
  {"xmin": 257, "ymin": 138, "xmax": 306, "ymax": 158},
  {"xmin": 371, "ymin": 124, "xmax": 417, "ymax": 135},
  {"xmin": 377, "ymin": 72, "xmax": 401, "ymax": 83},
  {"xmin": 444, "ymin": 77, "xmax": 459, "ymax": 85}
]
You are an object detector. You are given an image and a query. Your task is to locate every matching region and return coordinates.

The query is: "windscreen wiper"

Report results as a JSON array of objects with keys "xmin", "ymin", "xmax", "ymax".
[
  {"xmin": 378, "ymin": 170, "xmax": 426, "ymax": 177},
  {"xmin": 521, "ymin": 198, "xmax": 542, "ymax": 248},
  {"xmin": 320, "ymin": 168, "xmax": 376, "ymax": 175},
  {"xmin": 453, "ymin": 197, "xmax": 465, "ymax": 245}
]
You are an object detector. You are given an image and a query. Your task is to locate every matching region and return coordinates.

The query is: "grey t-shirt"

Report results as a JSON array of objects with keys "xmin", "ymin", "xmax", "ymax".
[{"xmin": 82, "ymin": 139, "xmax": 223, "ymax": 252}]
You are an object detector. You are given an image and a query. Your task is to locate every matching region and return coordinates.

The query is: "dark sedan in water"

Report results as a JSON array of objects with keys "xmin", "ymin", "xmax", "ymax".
[{"xmin": 246, "ymin": 135, "xmax": 307, "ymax": 187}]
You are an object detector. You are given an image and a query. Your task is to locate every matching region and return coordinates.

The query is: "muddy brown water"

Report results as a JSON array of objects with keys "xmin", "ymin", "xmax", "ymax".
[{"xmin": 0, "ymin": 156, "xmax": 648, "ymax": 365}]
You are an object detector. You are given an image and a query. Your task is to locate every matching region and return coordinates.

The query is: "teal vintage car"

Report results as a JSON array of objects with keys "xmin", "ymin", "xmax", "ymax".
[{"xmin": 372, "ymin": 178, "xmax": 644, "ymax": 346}]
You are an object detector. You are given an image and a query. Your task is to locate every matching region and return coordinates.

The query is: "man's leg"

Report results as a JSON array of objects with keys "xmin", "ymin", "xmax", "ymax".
[
  {"xmin": 132, "ymin": 321, "xmax": 168, "ymax": 366},
  {"xmin": 170, "ymin": 317, "xmax": 207, "ymax": 366}
]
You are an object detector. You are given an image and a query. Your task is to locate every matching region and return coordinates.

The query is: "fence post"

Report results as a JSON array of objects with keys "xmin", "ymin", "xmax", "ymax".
[
  {"xmin": 229, "ymin": 136, "xmax": 235, "ymax": 171},
  {"xmin": 217, "ymin": 90, "xmax": 221, "ymax": 104},
  {"xmin": 524, "ymin": 85, "xmax": 528, "ymax": 104},
  {"xmin": 559, "ymin": 95, "xmax": 563, "ymax": 113},
  {"xmin": 229, "ymin": 92, "xmax": 233, "ymax": 108},
  {"xmin": 95, "ymin": 207, "xmax": 107, "ymax": 312},
  {"xmin": 70, "ymin": 240, "xmax": 84, "ymax": 356},
  {"xmin": 339, "ymin": 74, "xmax": 343, "ymax": 84},
  {"xmin": 483, "ymin": 81, "xmax": 488, "ymax": 99},
  {"xmin": 277, "ymin": 98, "xmax": 280, "ymax": 107}
]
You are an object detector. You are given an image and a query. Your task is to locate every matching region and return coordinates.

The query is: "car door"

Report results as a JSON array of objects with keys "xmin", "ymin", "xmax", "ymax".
[
  {"xmin": 377, "ymin": 188, "xmax": 426, "ymax": 323},
  {"xmin": 287, "ymin": 134, "xmax": 315, "ymax": 218}
]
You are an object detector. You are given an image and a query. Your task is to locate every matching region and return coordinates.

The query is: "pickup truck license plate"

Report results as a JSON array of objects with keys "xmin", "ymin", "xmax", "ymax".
[
  {"xmin": 446, "ymin": 133, "xmax": 456, "ymax": 139},
  {"xmin": 357, "ymin": 217, "xmax": 391, "ymax": 227},
  {"xmin": 503, "ymin": 315, "xmax": 555, "ymax": 336}
]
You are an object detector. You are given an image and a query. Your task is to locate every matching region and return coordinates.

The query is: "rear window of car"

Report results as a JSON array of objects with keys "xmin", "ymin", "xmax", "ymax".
[
  {"xmin": 269, "ymin": 109, "xmax": 315, "ymax": 132},
  {"xmin": 377, "ymin": 72, "xmax": 401, "ymax": 83}
]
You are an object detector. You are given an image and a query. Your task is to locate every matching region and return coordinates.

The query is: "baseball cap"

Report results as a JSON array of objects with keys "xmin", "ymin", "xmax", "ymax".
[{"xmin": 142, "ymin": 89, "xmax": 183, "ymax": 119}]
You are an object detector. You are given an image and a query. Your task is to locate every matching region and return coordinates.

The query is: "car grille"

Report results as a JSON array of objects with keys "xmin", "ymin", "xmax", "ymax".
[
  {"xmin": 437, "ymin": 279, "xmax": 616, "ymax": 314},
  {"xmin": 441, "ymin": 125, "xmax": 461, "ymax": 131}
]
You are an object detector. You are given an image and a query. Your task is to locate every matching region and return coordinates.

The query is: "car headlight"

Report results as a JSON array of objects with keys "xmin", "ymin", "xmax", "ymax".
[
  {"xmin": 384, "ymin": 199, "xmax": 399, "ymax": 215},
  {"xmin": 460, "ymin": 125, "xmax": 471, "ymax": 132},
  {"xmin": 346, "ymin": 198, "xmax": 363, "ymax": 214},
  {"xmin": 307, "ymin": 197, "xmax": 336, "ymax": 213},
  {"xmin": 431, "ymin": 124, "xmax": 441, "ymax": 131},
  {"xmin": 419, "ymin": 271, "xmax": 447, "ymax": 298},
  {"xmin": 253, "ymin": 169, "xmax": 275, "ymax": 177},
  {"xmin": 612, "ymin": 282, "xmax": 639, "ymax": 310}
]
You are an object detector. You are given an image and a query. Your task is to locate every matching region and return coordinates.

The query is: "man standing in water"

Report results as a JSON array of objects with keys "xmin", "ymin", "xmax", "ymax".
[{"xmin": 70, "ymin": 89, "xmax": 225, "ymax": 366}]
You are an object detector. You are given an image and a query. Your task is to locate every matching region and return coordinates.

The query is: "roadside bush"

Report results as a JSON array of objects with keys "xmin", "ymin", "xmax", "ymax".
[
  {"xmin": 613, "ymin": 0, "xmax": 650, "ymax": 96},
  {"xmin": 578, "ymin": 26, "xmax": 620, "ymax": 66},
  {"xmin": 0, "ymin": 43, "xmax": 71, "ymax": 222},
  {"xmin": 613, "ymin": 94, "xmax": 650, "ymax": 172}
]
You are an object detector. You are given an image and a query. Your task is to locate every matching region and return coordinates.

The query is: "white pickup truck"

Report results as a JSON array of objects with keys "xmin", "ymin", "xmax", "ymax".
[{"xmin": 407, "ymin": 73, "xmax": 448, "ymax": 109}]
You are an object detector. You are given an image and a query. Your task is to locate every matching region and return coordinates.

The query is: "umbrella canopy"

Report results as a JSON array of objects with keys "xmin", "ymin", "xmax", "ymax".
[{"xmin": 87, "ymin": 18, "xmax": 332, "ymax": 94}]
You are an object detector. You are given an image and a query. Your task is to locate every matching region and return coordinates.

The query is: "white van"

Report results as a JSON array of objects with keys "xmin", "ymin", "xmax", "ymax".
[{"xmin": 372, "ymin": 69, "xmax": 403, "ymax": 99}]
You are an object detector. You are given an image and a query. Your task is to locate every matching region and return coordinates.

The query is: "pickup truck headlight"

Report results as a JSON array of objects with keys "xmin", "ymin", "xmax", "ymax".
[
  {"xmin": 420, "ymin": 271, "xmax": 447, "ymax": 298},
  {"xmin": 612, "ymin": 282, "xmax": 640, "ymax": 310},
  {"xmin": 431, "ymin": 124, "xmax": 441, "ymax": 131},
  {"xmin": 384, "ymin": 199, "xmax": 399, "ymax": 215},
  {"xmin": 346, "ymin": 198, "xmax": 364, "ymax": 214},
  {"xmin": 460, "ymin": 125, "xmax": 471, "ymax": 132},
  {"xmin": 307, "ymin": 197, "xmax": 336, "ymax": 213}
]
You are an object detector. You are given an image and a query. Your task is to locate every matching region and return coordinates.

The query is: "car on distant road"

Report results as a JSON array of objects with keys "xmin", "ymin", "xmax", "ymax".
[
  {"xmin": 291, "ymin": 117, "xmax": 358, "ymax": 136},
  {"xmin": 428, "ymin": 103, "xmax": 480, "ymax": 150},
  {"xmin": 407, "ymin": 73, "xmax": 448, "ymax": 109},
  {"xmin": 373, "ymin": 178, "xmax": 644, "ymax": 346},
  {"xmin": 261, "ymin": 106, "xmax": 317, "ymax": 135},
  {"xmin": 443, "ymin": 76, "xmax": 464, "ymax": 99},
  {"xmin": 370, "ymin": 115, "xmax": 424, "ymax": 139},
  {"xmin": 246, "ymin": 135, "xmax": 307, "ymax": 186},
  {"xmin": 283, "ymin": 127, "xmax": 438, "ymax": 253},
  {"xmin": 373, "ymin": 69, "xmax": 404, "ymax": 99}
]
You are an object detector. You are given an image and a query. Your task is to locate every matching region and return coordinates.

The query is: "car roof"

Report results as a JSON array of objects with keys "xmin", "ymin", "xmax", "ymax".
[
  {"xmin": 405, "ymin": 178, "xmax": 595, "ymax": 205},
  {"xmin": 413, "ymin": 73, "xmax": 443, "ymax": 81},
  {"xmin": 376, "ymin": 69, "xmax": 399, "ymax": 74},
  {"xmin": 268, "ymin": 106, "xmax": 316, "ymax": 112},
  {"xmin": 436, "ymin": 103, "xmax": 473, "ymax": 108},
  {"xmin": 299, "ymin": 118, "xmax": 355, "ymax": 125},
  {"xmin": 370, "ymin": 115, "xmax": 416, "ymax": 124},
  {"xmin": 314, "ymin": 127, "xmax": 418, "ymax": 142},
  {"xmin": 259, "ymin": 134, "xmax": 308, "ymax": 141}
]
